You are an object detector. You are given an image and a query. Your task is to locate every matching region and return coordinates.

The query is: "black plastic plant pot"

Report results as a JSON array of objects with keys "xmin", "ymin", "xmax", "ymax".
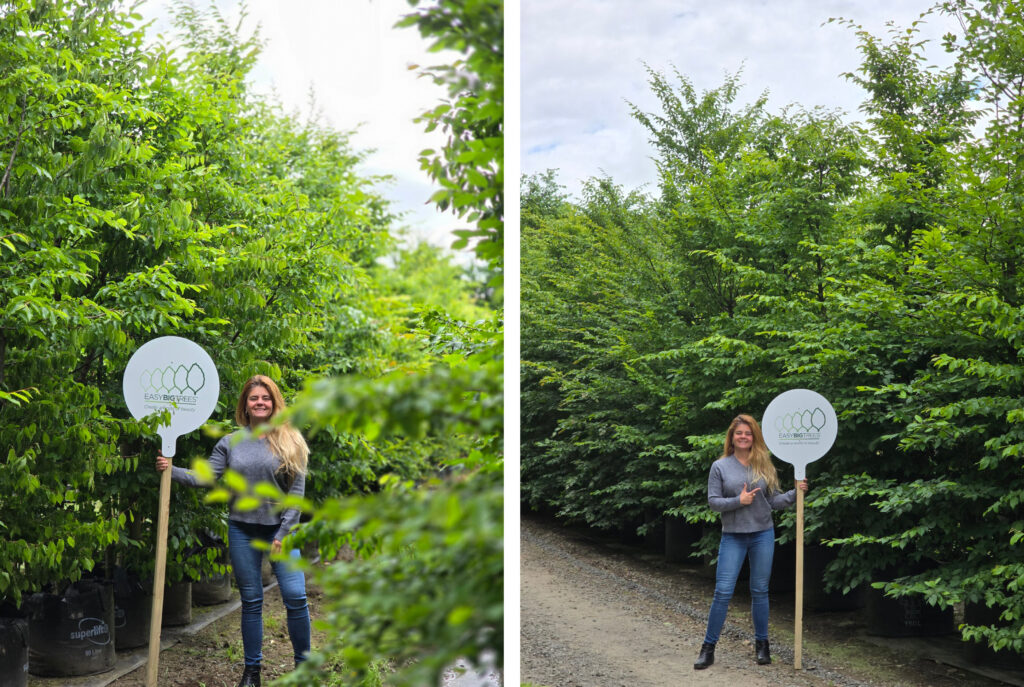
[
  {"xmin": 962, "ymin": 601, "xmax": 1024, "ymax": 672},
  {"xmin": 262, "ymin": 557, "xmax": 273, "ymax": 587},
  {"xmin": 161, "ymin": 581, "xmax": 192, "ymax": 627},
  {"xmin": 664, "ymin": 516, "xmax": 703, "ymax": 564},
  {"xmin": 192, "ymin": 571, "xmax": 232, "ymax": 606},
  {"xmin": 864, "ymin": 587, "xmax": 955, "ymax": 637},
  {"xmin": 803, "ymin": 545, "xmax": 865, "ymax": 612},
  {"xmin": 700, "ymin": 526, "xmax": 750, "ymax": 582},
  {"xmin": 0, "ymin": 616, "xmax": 29, "ymax": 687},
  {"xmin": 191, "ymin": 541, "xmax": 233, "ymax": 606},
  {"xmin": 112, "ymin": 568, "xmax": 152, "ymax": 651},
  {"xmin": 618, "ymin": 516, "xmax": 645, "ymax": 547},
  {"xmin": 771, "ymin": 538, "xmax": 797, "ymax": 594},
  {"xmin": 642, "ymin": 510, "xmax": 666, "ymax": 554},
  {"xmin": 24, "ymin": 580, "xmax": 116, "ymax": 677}
]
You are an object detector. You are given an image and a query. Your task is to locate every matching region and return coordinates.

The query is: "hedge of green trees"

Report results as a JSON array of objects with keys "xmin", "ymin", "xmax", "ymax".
[
  {"xmin": 522, "ymin": 0, "xmax": 1022, "ymax": 657},
  {"xmin": 279, "ymin": 0, "xmax": 504, "ymax": 682},
  {"xmin": 0, "ymin": 0, "xmax": 501, "ymax": 683}
]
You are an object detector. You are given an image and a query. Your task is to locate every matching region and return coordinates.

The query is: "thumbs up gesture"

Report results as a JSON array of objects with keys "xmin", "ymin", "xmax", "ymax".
[{"xmin": 739, "ymin": 482, "xmax": 761, "ymax": 505}]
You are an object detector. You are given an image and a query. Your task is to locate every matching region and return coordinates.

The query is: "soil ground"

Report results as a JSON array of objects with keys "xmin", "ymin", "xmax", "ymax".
[
  {"xmin": 108, "ymin": 582, "xmax": 327, "ymax": 687},
  {"xmin": 520, "ymin": 514, "xmax": 1021, "ymax": 687},
  {"xmin": 26, "ymin": 568, "xmax": 500, "ymax": 687},
  {"xmin": 104, "ymin": 582, "xmax": 499, "ymax": 687}
]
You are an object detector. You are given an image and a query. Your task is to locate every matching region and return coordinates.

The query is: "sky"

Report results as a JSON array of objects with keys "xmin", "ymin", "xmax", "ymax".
[
  {"xmin": 139, "ymin": 0, "xmax": 461, "ymax": 251},
  {"xmin": 522, "ymin": 0, "xmax": 962, "ymax": 199}
]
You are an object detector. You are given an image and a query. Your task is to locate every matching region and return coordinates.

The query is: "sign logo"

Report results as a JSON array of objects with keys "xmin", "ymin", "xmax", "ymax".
[
  {"xmin": 141, "ymin": 363, "xmax": 207, "ymax": 395},
  {"xmin": 123, "ymin": 336, "xmax": 220, "ymax": 457},
  {"xmin": 138, "ymin": 362, "xmax": 208, "ymax": 410},
  {"xmin": 774, "ymin": 407, "xmax": 829, "ymax": 443},
  {"xmin": 762, "ymin": 389, "xmax": 837, "ymax": 479},
  {"xmin": 70, "ymin": 617, "xmax": 110, "ymax": 645}
]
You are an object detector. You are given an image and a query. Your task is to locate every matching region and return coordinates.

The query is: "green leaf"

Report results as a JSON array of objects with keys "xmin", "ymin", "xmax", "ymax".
[{"xmin": 446, "ymin": 605, "xmax": 473, "ymax": 626}]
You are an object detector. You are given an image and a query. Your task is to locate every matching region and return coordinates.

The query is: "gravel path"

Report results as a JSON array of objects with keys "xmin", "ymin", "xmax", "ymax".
[{"xmin": 520, "ymin": 516, "xmax": 1005, "ymax": 687}]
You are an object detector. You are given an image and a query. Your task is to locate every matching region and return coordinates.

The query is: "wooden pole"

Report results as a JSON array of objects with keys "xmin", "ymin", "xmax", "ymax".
[
  {"xmin": 147, "ymin": 462, "xmax": 173, "ymax": 687},
  {"xmin": 795, "ymin": 483, "xmax": 804, "ymax": 670}
]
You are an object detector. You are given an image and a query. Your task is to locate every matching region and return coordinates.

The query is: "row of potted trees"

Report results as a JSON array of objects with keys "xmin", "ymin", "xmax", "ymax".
[
  {"xmin": 1, "ymin": 533, "xmax": 232, "ymax": 682},
  {"xmin": 628, "ymin": 513, "xmax": 1023, "ymax": 673}
]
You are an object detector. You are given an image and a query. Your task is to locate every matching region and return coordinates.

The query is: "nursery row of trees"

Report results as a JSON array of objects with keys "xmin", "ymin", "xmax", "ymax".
[
  {"xmin": 0, "ymin": 0, "xmax": 502, "ymax": 684},
  {"xmin": 522, "ymin": 0, "xmax": 1022, "ymax": 655},
  {"xmin": 282, "ymin": 0, "xmax": 504, "ymax": 682}
]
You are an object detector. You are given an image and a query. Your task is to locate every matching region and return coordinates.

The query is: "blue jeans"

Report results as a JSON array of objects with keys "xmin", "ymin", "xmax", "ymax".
[
  {"xmin": 228, "ymin": 519, "xmax": 311, "ymax": 667},
  {"xmin": 703, "ymin": 528, "xmax": 775, "ymax": 644}
]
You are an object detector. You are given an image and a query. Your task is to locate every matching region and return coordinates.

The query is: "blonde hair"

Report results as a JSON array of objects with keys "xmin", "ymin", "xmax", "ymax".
[
  {"xmin": 236, "ymin": 375, "xmax": 309, "ymax": 478},
  {"xmin": 722, "ymin": 414, "xmax": 780, "ymax": 494}
]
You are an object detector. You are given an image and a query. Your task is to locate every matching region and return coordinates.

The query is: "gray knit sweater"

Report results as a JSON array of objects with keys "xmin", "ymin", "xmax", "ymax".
[
  {"xmin": 171, "ymin": 433, "xmax": 305, "ymax": 542},
  {"xmin": 707, "ymin": 455, "xmax": 796, "ymax": 533}
]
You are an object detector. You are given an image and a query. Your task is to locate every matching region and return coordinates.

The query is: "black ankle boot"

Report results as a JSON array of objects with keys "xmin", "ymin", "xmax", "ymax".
[
  {"xmin": 693, "ymin": 641, "xmax": 715, "ymax": 670},
  {"xmin": 237, "ymin": 664, "xmax": 261, "ymax": 687},
  {"xmin": 755, "ymin": 639, "xmax": 771, "ymax": 665}
]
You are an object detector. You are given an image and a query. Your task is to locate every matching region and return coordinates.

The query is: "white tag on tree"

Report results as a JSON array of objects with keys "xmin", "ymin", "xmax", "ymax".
[
  {"xmin": 122, "ymin": 336, "xmax": 220, "ymax": 457},
  {"xmin": 761, "ymin": 388, "xmax": 837, "ymax": 480}
]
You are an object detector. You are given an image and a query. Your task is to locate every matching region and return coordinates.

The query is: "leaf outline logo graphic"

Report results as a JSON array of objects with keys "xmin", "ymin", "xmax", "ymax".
[
  {"xmin": 186, "ymin": 363, "xmax": 206, "ymax": 394},
  {"xmin": 139, "ymin": 362, "xmax": 209, "ymax": 394},
  {"xmin": 161, "ymin": 367, "xmax": 174, "ymax": 394},
  {"xmin": 776, "ymin": 408, "xmax": 828, "ymax": 434},
  {"xmin": 172, "ymin": 365, "xmax": 186, "ymax": 393}
]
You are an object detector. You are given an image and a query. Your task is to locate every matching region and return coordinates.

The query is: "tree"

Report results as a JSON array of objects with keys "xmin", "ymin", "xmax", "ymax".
[
  {"xmin": 401, "ymin": 0, "xmax": 504, "ymax": 288},
  {"xmin": 0, "ymin": 0, "xmax": 433, "ymax": 606},
  {"xmin": 520, "ymin": 0, "xmax": 1024, "ymax": 659},
  {"xmin": 261, "ymin": 2, "xmax": 506, "ymax": 684}
]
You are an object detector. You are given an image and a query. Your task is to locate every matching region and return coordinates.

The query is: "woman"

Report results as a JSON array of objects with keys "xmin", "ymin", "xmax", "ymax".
[
  {"xmin": 157, "ymin": 375, "xmax": 311, "ymax": 687},
  {"xmin": 693, "ymin": 414, "xmax": 808, "ymax": 670}
]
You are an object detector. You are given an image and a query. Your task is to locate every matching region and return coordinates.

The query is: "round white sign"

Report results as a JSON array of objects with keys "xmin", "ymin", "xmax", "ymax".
[
  {"xmin": 122, "ymin": 336, "xmax": 220, "ymax": 457},
  {"xmin": 761, "ymin": 388, "xmax": 837, "ymax": 480}
]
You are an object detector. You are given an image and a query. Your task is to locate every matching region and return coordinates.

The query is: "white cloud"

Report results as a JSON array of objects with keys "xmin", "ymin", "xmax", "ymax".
[
  {"xmin": 140, "ymin": 0, "xmax": 463, "ymax": 250},
  {"xmin": 522, "ymin": 0, "xmax": 961, "ymax": 198}
]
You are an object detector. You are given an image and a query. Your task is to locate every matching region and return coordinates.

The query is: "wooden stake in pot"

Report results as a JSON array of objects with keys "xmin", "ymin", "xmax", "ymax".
[
  {"xmin": 761, "ymin": 389, "xmax": 837, "ymax": 671},
  {"xmin": 123, "ymin": 337, "xmax": 219, "ymax": 687}
]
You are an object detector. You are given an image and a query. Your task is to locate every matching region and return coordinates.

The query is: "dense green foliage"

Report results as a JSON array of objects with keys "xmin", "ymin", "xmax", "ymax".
[
  {"xmin": 522, "ymin": 0, "xmax": 1023, "ymax": 657},
  {"xmin": 400, "ymin": 0, "xmax": 504, "ymax": 294},
  {"xmin": 264, "ymin": 1, "xmax": 504, "ymax": 685},
  {"xmin": 0, "ymin": 0, "xmax": 495, "ymax": 661}
]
